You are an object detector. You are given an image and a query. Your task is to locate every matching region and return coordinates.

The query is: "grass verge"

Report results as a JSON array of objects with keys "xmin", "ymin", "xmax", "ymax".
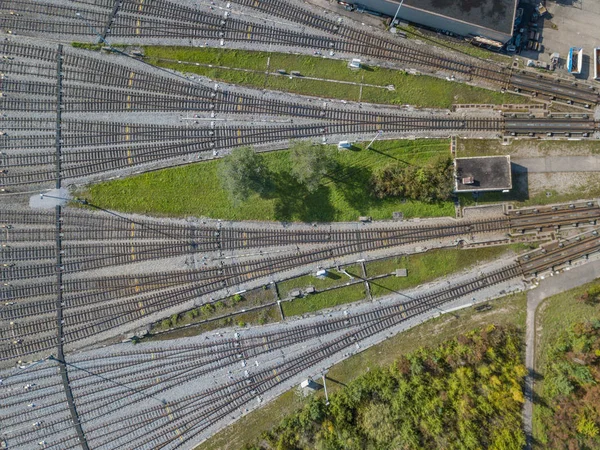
[
  {"xmin": 144, "ymin": 46, "xmax": 525, "ymax": 108},
  {"xmin": 281, "ymin": 283, "xmax": 366, "ymax": 317},
  {"xmin": 79, "ymin": 139, "xmax": 456, "ymax": 222},
  {"xmin": 196, "ymin": 291, "xmax": 526, "ymax": 450},
  {"xmin": 367, "ymin": 244, "xmax": 531, "ymax": 298}
]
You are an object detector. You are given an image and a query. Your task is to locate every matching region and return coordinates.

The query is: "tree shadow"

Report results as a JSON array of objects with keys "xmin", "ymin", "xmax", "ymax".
[
  {"xmin": 367, "ymin": 146, "xmax": 414, "ymax": 164},
  {"xmin": 265, "ymin": 169, "xmax": 337, "ymax": 222},
  {"xmin": 325, "ymin": 162, "xmax": 376, "ymax": 214}
]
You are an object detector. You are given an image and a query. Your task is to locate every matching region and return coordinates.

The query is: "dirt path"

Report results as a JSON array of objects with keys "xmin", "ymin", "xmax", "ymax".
[{"xmin": 523, "ymin": 292, "xmax": 545, "ymax": 450}]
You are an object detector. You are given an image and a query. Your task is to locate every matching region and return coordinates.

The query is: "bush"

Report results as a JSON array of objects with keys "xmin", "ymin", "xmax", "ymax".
[
  {"xmin": 237, "ymin": 320, "xmax": 246, "ymax": 328},
  {"xmin": 371, "ymin": 156, "xmax": 454, "ymax": 202},
  {"xmin": 232, "ymin": 294, "xmax": 244, "ymax": 304},
  {"xmin": 170, "ymin": 314, "xmax": 179, "ymax": 326},
  {"xmin": 200, "ymin": 303, "xmax": 216, "ymax": 315},
  {"xmin": 257, "ymin": 312, "xmax": 268, "ymax": 325},
  {"xmin": 160, "ymin": 319, "xmax": 172, "ymax": 329}
]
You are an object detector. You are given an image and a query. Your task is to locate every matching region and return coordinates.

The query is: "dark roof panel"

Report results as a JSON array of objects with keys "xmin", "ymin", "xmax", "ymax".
[
  {"xmin": 402, "ymin": 0, "xmax": 517, "ymax": 35},
  {"xmin": 454, "ymin": 156, "xmax": 512, "ymax": 192}
]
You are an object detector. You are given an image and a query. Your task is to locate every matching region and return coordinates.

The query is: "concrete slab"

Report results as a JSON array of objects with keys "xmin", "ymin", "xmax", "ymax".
[
  {"xmin": 528, "ymin": 258, "xmax": 600, "ymax": 302},
  {"xmin": 513, "ymin": 155, "xmax": 600, "ymax": 172},
  {"xmin": 533, "ymin": 0, "xmax": 600, "ymax": 80},
  {"xmin": 29, "ymin": 188, "xmax": 71, "ymax": 209}
]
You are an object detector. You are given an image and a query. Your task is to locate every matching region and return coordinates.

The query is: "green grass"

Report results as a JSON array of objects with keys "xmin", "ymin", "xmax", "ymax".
[
  {"xmin": 79, "ymin": 139, "xmax": 457, "ymax": 222},
  {"xmin": 197, "ymin": 291, "xmax": 527, "ymax": 450},
  {"xmin": 532, "ymin": 280, "xmax": 600, "ymax": 447},
  {"xmin": 277, "ymin": 269, "xmax": 348, "ymax": 299},
  {"xmin": 144, "ymin": 46, "xmax": 526, "ymax": 108},
  {"xmin": 281, "ymin": 283, "xmax": 366, "ymax": 317},
  {"xmin": 367, "ymin": 244, "xmax": 530, "ymax": 298}
]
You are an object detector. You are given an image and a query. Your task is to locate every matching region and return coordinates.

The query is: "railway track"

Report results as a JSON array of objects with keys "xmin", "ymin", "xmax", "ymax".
[
  {"xmin": 1, "ymin": 0, "xmax": 598, "ymax": 107},
  {"xmin": 1, "ymin": 37, "xmax": 597, "ymax": 191},
  {"xmin": 2, "ymin": 202, "xmax": 600, "ymax": 363},
  {"xmin": 3, "ymin": 214, "xmax": 600, "ymax": 448},
  {"xmin": 0, "ymin": 252, "xmax": 561, "ymax": 449}
]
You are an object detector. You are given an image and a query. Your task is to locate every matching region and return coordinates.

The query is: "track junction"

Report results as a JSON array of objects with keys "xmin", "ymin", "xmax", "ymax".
[{"xmin": 2, "ymin": 0, "xmax": 600, "ymax": 448}]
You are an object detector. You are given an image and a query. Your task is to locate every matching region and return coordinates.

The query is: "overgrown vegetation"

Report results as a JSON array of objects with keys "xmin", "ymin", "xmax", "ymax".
[
  {"xmin": 281, "ymin": 283, "xmax": 366, "ymax": 317},
  {"xmin": 535, "ymin": 286, "xmax": 600, "ymax": 448},
  {"xmin": 80, "ymin": 139, "xmax": 456, "ymax": 221},
  {"xmin": 71, "ymin": 42, "xmax": 104, "ymax": 51},
  {"xmin": 144, "ymin": 46, "xmax": 526, "ymax": 108},
  {"xmin": 371, "ymin": 155, "xmax": 454, "ymax": 202},
  {"xmin": 149, "ymin": 286, "xmax": 278, "ymax": 339},
  {"xmin": 246, "ymin": 325, "xmax": 526, "ymax": 450},
  {"xmin": 219, "ymin": 146, "xmax": 269, "ymax": 204}
]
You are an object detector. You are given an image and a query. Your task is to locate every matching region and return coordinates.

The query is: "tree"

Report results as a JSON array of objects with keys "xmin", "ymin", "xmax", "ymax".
[
  {"xmin": 371, "ymin": 156, "xmax": 454, "ymax": 202},
  {"xmin": 219, "ymin": 146, "xmax": 268, "ymax": 204},
  {"xmin": 289, "ymin": 141, "xmax": 337, "ymax": 192}
]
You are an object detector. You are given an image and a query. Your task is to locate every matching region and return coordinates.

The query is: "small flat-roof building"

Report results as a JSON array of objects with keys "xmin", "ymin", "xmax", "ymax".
[
  {"xmin": 354, "ymin": 0, "xmax": 517, "ymax": 43},
  {"xmin": 454, "ymin": 156, "xmax": 512, "ymax": 193}
]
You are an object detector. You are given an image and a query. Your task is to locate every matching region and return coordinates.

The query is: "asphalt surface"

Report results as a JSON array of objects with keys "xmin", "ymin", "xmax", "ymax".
[{"xmin": 522, "ymin": 258, "xmax": 600, "ymax": 449}]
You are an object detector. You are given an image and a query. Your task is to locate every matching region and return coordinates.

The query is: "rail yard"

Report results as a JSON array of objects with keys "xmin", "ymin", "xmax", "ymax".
[{"xmin": 2, "ymin": 0, "xmax": 600, "ymax": 449}]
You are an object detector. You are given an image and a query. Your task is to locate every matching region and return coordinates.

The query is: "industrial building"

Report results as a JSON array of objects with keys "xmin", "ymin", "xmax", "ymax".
[
  {"xmin": 454, "ymin": 156, "xmax": 512, "ymax": 193},
  {"xmin": 352, "ymin": 0, "xmax": 518, "ymax": 43}
]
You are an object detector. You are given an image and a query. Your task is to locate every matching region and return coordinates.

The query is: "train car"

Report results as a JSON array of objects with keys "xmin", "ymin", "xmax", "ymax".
[
  {"xmin": 567, "ymin": 47, "xmax": 583, "ymax": 75},
  {"xmin": 595, "ymin": 48, "xmax": 600, "ymax": 80}
]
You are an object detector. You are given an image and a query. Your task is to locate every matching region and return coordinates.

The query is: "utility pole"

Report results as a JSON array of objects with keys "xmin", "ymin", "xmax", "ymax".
[
  {"xmin": 322, "ymin": 371, "xmax": 330, "ymax": 406},
  {"xmin": 391, "ymin": 0, "xmax": 405, "ymax": 29},
  {"xmin": 365, "ymin": 129, "xmax": 383, "ymax": 150}
]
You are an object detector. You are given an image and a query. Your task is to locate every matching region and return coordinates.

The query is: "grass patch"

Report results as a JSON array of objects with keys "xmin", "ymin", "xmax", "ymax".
[
  {"xmin": 145, "ymin": 286, "xmax": 278, "ymax": 341},
  {"xmin": 281, "ymin": 283, "xmax": 366, "ymax": 317},
  {"xmin": 144, "ymin": 46, "xmax": 525, "ymax": 108},
  {"xmin": 277, "ymin": 269, "xmax": 347, "ymax": 299},
  {"xmin": 79, "ymin": 139, "xmax": 457, "ymax": 222},
  {"xmin": 532, "ymin": 280, "xmax": 600, "ymax": 447},
  {"xmin": 197, "ymin": 291, "xmax": 527, "ymax": 450},
  {"xmin": 367, "ymin": 244, "xmax": 530, "ymax": 298}
]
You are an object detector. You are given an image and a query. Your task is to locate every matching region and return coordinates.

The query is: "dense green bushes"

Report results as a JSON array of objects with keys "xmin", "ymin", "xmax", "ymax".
[
  {"xmin": 247, "ymin": 325, "xmax": 526, "ymax": 449},
  {"xmin": 535, "ymin": 307, "xmax": 600, "ymax": 448},
  {"xmin": 371, "ymin": 156, "xmax": 454, "ymax": 202}
]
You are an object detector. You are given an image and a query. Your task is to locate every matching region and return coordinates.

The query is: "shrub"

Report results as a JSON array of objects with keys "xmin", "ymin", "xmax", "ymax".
[{"xmin": 371, "ymin": 156, "xmax": 454, "ymax": 202}]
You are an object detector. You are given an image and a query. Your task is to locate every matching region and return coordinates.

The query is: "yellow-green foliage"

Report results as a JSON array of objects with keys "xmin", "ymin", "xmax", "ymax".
[{"xmin": 250, "ymin": 325, "xmax": 525, "ymax": 449}]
